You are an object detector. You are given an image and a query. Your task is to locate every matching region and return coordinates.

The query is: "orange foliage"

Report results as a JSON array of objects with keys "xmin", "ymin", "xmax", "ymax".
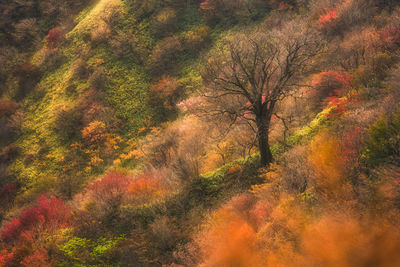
[
  {"xmin": 308, "ymin": 131, "xmax": 347, "ymax": 192},
  {"xmin": 81, "ymin": 121, "xmax": 107, "ymax": 143},
  {"xmin": 302, "ymin": 214, "xmax": 400, "ymax": 267},
  {"xmin": 128, "ymin": 172, "xmax": 164, "ymax": 202},
  {"xmin": 197, "ymin": 209, "xmax": 265, "ymax": 267}
]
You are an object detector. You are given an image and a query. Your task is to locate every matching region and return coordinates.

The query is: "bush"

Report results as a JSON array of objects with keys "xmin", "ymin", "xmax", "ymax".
[
  {"xmin": 81, "ymin": 121, "xmax": 107, "ymax": 144},
  {"xmin": 183, "ymin": 26, "xmax": 210, "ymax": 53},
  {"xmin": 317, "ymin": 0, "xmax": 376, "ymax": 37},
  {"xmin": 150, "ymin": 75, "xmax": 183, "ymax": 113},
  {"xmin": 0, "ymin": 99, "xmax": 18, "ymax": 118},
  {"xmin": 311, "ymin": 71, "xmax": 351, "ymax": 104},
  {"xmin": 108, "ymin": 31, "xmax": 149, "ymax": 61},
  {"xmin": 45, "ymin": 28, "xmax": 65, "ymax": 49},
  {"xmin": 363, "ymin": 113, "xmax": 400, "ymax": 167},
  {"xmin": 87, "ymin": 172, "xmax": 132, "ymax": 226},
  {"xmin": 148, "ymin": 36, "xmax": 183, "ymax": 77},
  {"xmin": 151, "ymin": 7, "xmax": 177, "ymax": 37},
  {"xmin": 0, "ymin": 195, "xmax": 71, "ymax": 242},
  {"xmin": 53, "ymin": 103, "xmax": 83, "ymax": 141},
  {"xmin": 308, "ymin": 131, "xmax": 347, "ymax": 194},
  {"xmin": 13, "ymin": 62, "xmax": 41, "ymax": 100},
  {"xmin": 70, "ymin": 58, "xmax": 88, "ymax": 79},
  {"xmin": 88, "ymin": 67, "xmax": 106, "ymax": 90}
]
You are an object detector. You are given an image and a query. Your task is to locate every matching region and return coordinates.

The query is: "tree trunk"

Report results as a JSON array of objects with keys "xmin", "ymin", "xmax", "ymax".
[{"xmin": 256, "ymin": 116, "xmax": 273, "ymax": 166}]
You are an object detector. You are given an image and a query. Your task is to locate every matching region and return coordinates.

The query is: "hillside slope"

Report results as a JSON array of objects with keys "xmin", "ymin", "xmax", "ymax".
[{"xmin": 1, "ymin": 0, "xmax": 400, "ymax": 266}]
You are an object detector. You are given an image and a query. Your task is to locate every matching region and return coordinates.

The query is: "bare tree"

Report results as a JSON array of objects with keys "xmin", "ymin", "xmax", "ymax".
[{"xmin": 201, "ymin": 22, "xmax": 322, "ymax": 166}]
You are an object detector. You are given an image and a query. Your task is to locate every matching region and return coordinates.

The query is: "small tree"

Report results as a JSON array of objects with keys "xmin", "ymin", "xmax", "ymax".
[{"xmin": 201, "ymin": 22, "xmax": 321, "ymax": 166}]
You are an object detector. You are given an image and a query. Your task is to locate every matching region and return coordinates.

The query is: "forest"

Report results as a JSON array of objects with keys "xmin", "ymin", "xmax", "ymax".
[{"xmin": 1, "ymin": 0, "xmax": 400, "ymax": 266}]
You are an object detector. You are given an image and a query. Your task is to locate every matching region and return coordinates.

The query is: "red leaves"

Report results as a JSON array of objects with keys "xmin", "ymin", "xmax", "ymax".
[
  {"xmin": 1, "ymin": 217, "xmax": 22, "ymax": 242},
  {"xmin": 318, "ymin": 9, "xmax": 338, "ymax": 27},
  {"xmin": 0, "ymin": 195, "xmax": 71, "ymax": 242},
  {"xmin": 311, "ymin": 71, "xmax": 351, "ymax": 103},
  {"xmin": 89, "ymin": 172, "xmax": 131, "ymax": 208},
  {"xmin": 325, "ymin": 91, "xmax": 359, "ymax": 118}
]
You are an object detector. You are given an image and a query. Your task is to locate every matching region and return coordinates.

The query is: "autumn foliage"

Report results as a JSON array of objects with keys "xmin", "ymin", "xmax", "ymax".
[
  {"xmin": 45, "ymin": 28, "xmax": 65, "ymax": 49},
  {"xmin": 318, "ymin": 9, "xmax": 338, "ymax": 28},
  {"xmin": 1, "ymin": 195, "xmax": 71, "ymax": 242},
  {"xmin": 311, "ymin": 71, "xmax": 351, "ymax": 103},
  {"xmin": 0, "ymin": 196, "xmax": 70, "ymax": 266}
]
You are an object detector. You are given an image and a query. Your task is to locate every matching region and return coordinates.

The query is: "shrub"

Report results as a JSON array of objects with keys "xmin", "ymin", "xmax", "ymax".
[
  {"xmin": 128, "ymin": 172, "xmax": 164, "ymax": 204},
  {"xmin": 352, "ymin": 52, "xmax": 394, "ymax": 89},
  {"xmin": 148, "ymin": 36, "xmax": 183, "ymax": 77},
  {"xmin": 91, "ymin": 23, "xmax": 111, "ymax": 44},
  {"xmin": 108, "ymin": 31, "xmax": 149, "ymax": 61},
  {"xmin": 88, "ymin": 67, "xmax": 106, "ymax": 90},
  {"xmin": 279, "ymin": 145, "xmax": 313, "ymax": 194},
  {"xmin": 342, "ymin": 127, "xmax": 363, "ymax": 169},
  {"xmin": 377, "ymin": 25, "xmax": 400, "ymax": 51},
  {"xmin": 151, "ymin": 7, "xmax": 177, "ymax": 37},
  {"xmin": 150, "ymin": 216, "xmax": 176, "ymax": 250},
  {"xmin": 87, "ymin": 172, "xmax": 131, "ymax": 225},
  {"xmin": 20, "ymin": 248, "xmax": 48, "ymax": 267},
  {"xmin": 363, "ymin": 113, "xmax": 400, "ymax": 167},
  {"xmin": 183, "ymin": 26, "xmax": 210, "ymax": 53},
  {"xmin": 45, "ymin": 28, "xmax": 65, "ymax": 49},
  {"xmin": 0, "ymin": 99, "xmax": 18, "ymax": 118},
  {"xmin": 0, "ymin": 184, "xmax": 18, "ymax": 205},
  {"xmin": 311, "ymin": 71, "xmax": 351, "ymax": 104},
  {"xmin": 195, "ymin": 194, "xmax": 265, "ymax": 266},
  {"xmin": 150, "ymin": 75, "xmax": 182, "ymax": 111},
  {"xmin": 53, "ymin": 103, "xmax": 83, "ymax": 141},
  {"xmin": 70, "ymin": 59, "xmax": 88, "ymax": 79},
  {"xmin": 81, "ymin": 121, "xmax": 107, "ymax": 144},
  {"xmin": 81, "ymin": 101, "xmax": 119, "ymax": 130},
  {"xmin": 317, "ymin": 0, "xmax": 376, "ymax": 37},
  {"xmin": 318, "ymin": 9, "xmax": 338, "ymax": 28},
  {"xmin": 0, "ymin": 195, "xmax": 71, "ymax": 242},
  {"xmin": 13, "ymin": 62, "xmax": 41, "ymax": 100}
]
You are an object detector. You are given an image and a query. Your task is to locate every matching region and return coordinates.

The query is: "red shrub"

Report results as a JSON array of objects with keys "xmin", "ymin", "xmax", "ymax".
[
  {"xmin": 0, "ymin": 196, "xmax": 71, "ymax": 242},
  {"xmin": 89, "ymin": 172, "xmax": 131, "ymax": 209},
  {"xmin": 20, "ymin": 248, "xmax": 49, "ymax": 267},
  {"xmin": 325, "ymin": 96, "xmax": 350, "ymax": 118},
  {"xmin": 45, "ymin": 28, "xmax": 65, "ymax": 49},
  {"xmin": 311, "ymin": 71, "xmax": 351, "ymax": 103},
  {"xmin": 1, "ymin": 217, "xmax": 22, "ymax": 242},
  {"xmin": 318, "ymin": 9, "xmax": 338, "ymax": 27},
  {"xmin": 0, "ymin": 250, "xmax": 13, "ymax": 266}
]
